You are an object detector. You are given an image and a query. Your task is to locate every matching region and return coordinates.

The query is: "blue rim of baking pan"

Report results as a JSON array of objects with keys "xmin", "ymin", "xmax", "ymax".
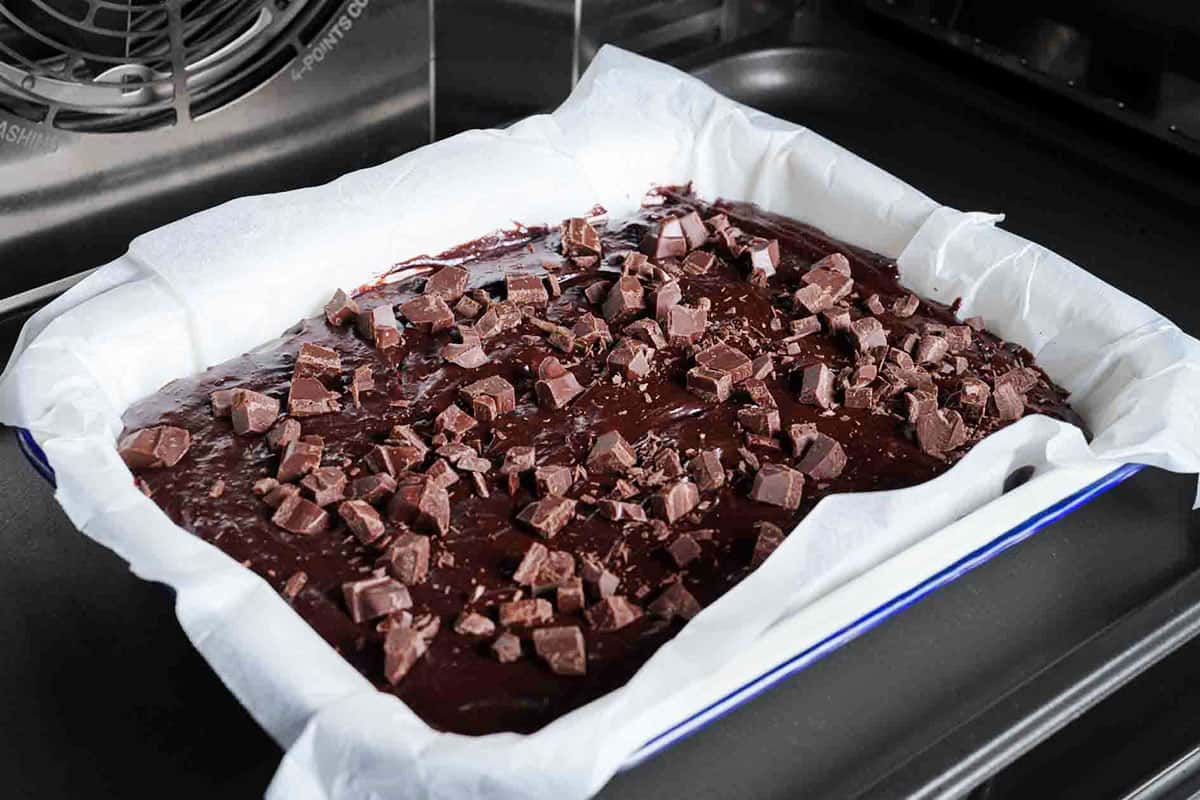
[{"xmin": 15, "ymin": 425, "xmax": 1143, "ymax": 768}]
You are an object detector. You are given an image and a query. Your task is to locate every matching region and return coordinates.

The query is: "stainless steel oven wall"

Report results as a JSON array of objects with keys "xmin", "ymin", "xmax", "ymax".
[
  {"xmin": 436, "ymin": 0, "xmax": 795, "ymax": 137},
  {"xmin": 0, "ymin": 0, "xmax": 433, "ymax": 301}
]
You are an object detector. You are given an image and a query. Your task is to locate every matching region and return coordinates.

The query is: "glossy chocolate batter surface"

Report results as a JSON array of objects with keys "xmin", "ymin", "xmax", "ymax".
[{"xmin": 121, "ymin": 192, "xmax": 1079, "ymax": 735}]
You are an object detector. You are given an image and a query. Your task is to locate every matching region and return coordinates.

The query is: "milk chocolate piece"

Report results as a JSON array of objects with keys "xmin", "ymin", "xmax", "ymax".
[
  {"xmin": 675, "ymin": 209, "xmax": 708, "ymax": 250},
  {"xmin": 383, "ymin": 624, "xmax": 428, "ymax": 685},
  {"xmin": 118, "ymin": 425, "xmax": 191, "ymax": 469},
  {"xmin": 738, "ymin": 407, "xmax": 781, "ymax": 436},
  {"xmin": 533, "ymin": 550, "xmax": 577, "ymax": 593},
  {"xmin": 795, "ymin": 434, "xmax": 847, "ymax": 480},
  {"xmin": 338, "ymin": 499, "xmax": 385, "ymax": 544},
  {"xmin": 744, "ymin": 237, "xmax": 780, "ymax": 282},
  {"xmin": 359, "ymin": 304, "xmax": 402, "ymax": 351},
  {"xmin": 664, "ymin": 304, "xmax": 707, "ymax": 347},
  {"xmin": 958, "ymin": 377, "xmax": 991, "ymax": 421},
  {"xmin": 790, "ymin": 315, "xmax": 821, "ymax": 338},
  {"xmin": 499, "ymin": 598, "xmax": 553, "ymax": 627},
  {"xmin": 492, "ymin": 632, "xmax": 523, "ymax": 663},
  {"xmin": 640, "ymin": 216, "xmax": 688, "ymax": 260},
  {"xmin": 993, "ymin": 382, "xmax": 1025, "ymax": 421},
  {"xmin": 532, "ymin": 626, "xmax": 586, "ymax": 676},
  {"xmin": 272, "ymin": 493, "xmax": 330, "ymax": 535},
  {"xmin": 742, "ymin": 378, "xmax": 777, "ymax": 408},
  {"xmin": 513, "ymin": 541, "xmax": 550, "ymax": 585},
  {"xmin": 572, "ymin": 313, "xmax": 613, "ymax": 347},
  {"xmin": 400, "ymin": 295, "xmax": 454, "ymax": 334},
  {"xmin": 282, "ymin": 570, "xmax": 308, "ymax": 600},
  {"xmin": 844, "ymin": 386, "xmax": 873, "ymax": 408},
  {"xmin": 278, "ymin": 438, "xmax": 323, "ymax": 482},
  {"xmin": 500, "ymin": 446, "xmax": 536, "ymax": 475},
  {"xmin": 460, "ymin": 375, "xmax": 516, "ymax": 419},
  {"xmin": 351, "ymin": 472, "xmax": 397, "ymax": 504},
  {"xmin": 603, "ymin": 275, "xmax": 645, "ymax": 324},
  {"xmin": 793, "ymin": 283, "xmax": 833, "ymax": 314},
  {"xmin": 749, "ymin": 463, "xmax": 804, "ymax": 509},
  {"xmin": 263, "ymin": 482, "xmax": 299, "ymax": 509},
  {"xmin": 584, "ymin": 595, "xmax": 643, "ymax": 632},
  {"xmin": 799, "ymin": 362, "xmax": 836, "ymax": 409},
  {"xmin": 389, "ymin": 532, "xmax": 431, "ymax": 584},
  {"xmin": 229, "ymin": 389, "xmax": 279, "ymax": 435},
  {"xmin": 654, "ymin": 449, "xmax": 684, "ymax": 478},
  {"xmin": 915, "ymin": 335, "xmax": 949, "ymax": 365},
  {"xmin": 751, "ymin": 521, "xmax": 785, "ymax": 567},
  {"xmin": 893, "ymin": 294, "xmax": 920, "ymax": 318},
  {"xmin": 904, "ymin": 390, "xmax": 939, "ymax": 423},
  {"xmin": 366, "ymin": 444, "xmax": 423, "ymax": 476},
  {"xmin": 562, "ymin": 218, "xmax": 601, "ymax": 257},
  {"xmin": 288, "ymin": 377, "xmax": 340, "ymax": 418},
  {"xmin": 648, "ymin": 582, "xmax": 701, "ymax": 621},
  {"xmin": 349, "ymin": 366, "xmax": 375, "ymax": 407},
  {"xmin": 850, "ymin": 316, "xmax": 887, "ymax": 353},
  {"xmin": 915, "ymin": 409, "xmax": 968, "ymax": 456},
  {"xmin": 435, "ymin": 404, "xmax": 478, "ymax": 438},
  {"xmin": 584, "ymin": 280, "xmax": 612, "ymax": 306},
  {"xmin": 301, "ymin": 466, "xmax": 348, "ymax": 506},
  {"xmin": 507, "ymin": 274, "xmax": 550, "ymax": 306},
  {"xmin": 597, "ymin": 499, "xmax": 647, "ymax": 522},
  {"xmin": 344, "ymin": 575, "xmax": 412, "ymax": 624},
  {"xmin": 557, "ymin": 578, "xmax": 586, "ymax": 614},
  {"xmin": 324, "ymin": 289, "xmax": 360, "ymax": 326},
  {"xmin": 667, "ymin": 533, "xmax": 702, "ymax": 567},
  {"xmin": 476, "ymin": 307, "xmax": 502, "ymax": 338},
  {"xmin": 695, "ymin": 343, "xmax": 752, "ymax": 384},
  {"xmin": 211, "ymin": 389, "xmax": 235, "ymax": 418},
  {"xmin": 750, "ymin": 354, "xmax": 774, "ymax": 380},
  {"xmin": 996, "ymin": 366, "xmax": 1038, "ymax": 394},
  {"xmin": 517, "ymin": 495, "xmax": 577, "ymax": 538},
  {"xmin": 652, "ymin": 479, "xmax": 700, "ymax": 523},
  {"xmin": 687, "ymin": 450, "xmax": 725, "ymax": 491},
  {"xmin": 424, "ymin": 265, "xmax": 469, "ymax": 302},
  {"xmin": 687, "ymin": 366, "xmax": 731, "ymax": 403},
  {"xmin": 865, "ymin": 294, "xmax": 886, "ymax": 315},
  {"xmin": 535, "ymin": 371, "xmax": 585, "ymax": 410},
  {"xmin": 454, "ymin": 295, "xmax": 482, "ymax": 318},
  {"xmin": 442, "ymin": 339, "xmax": 489, "ymax": 369},
  {"xmin": 622, "ymin": 251, "xmax": 649, "ymax": 275},
  {"xmin": 804, "ymin": 268, "xmax": 853, "ymax": 306},
  {"xmin": 607, "ymin": 338, "xmax": 653, "ymax": 380},
  {"xmin": 682, "ymin": 250, "xmax": 716, "ymax": 275},
  {"xmin": 651, "ymin": 281, "xmax": 682, "ymax": 323},
  {"xmin": 945, "ymin": 325, "xmax": 972, "ymax": 352},
  {"xmin": 587, "ymin": 430, "xmax": 636, "ymax": 472},
  {"xmin": 535, "ymin": 465, "xmax": 574, "ymax": 497},
  {"xmin": 811, "ymin": 252, "xmax": 852, "ymax": 276},
  {"xmin": 388, "ymin": 478, "xmax": 451, "ymax": 536},
  {"xmin": 581, "ymin": 561, "xmax": 620, "ymax": 598},
  {"xmin": 455, "ymin": 611, "xmax": 496, "ymax": 637},
  {"xmin": 295, "ymin": 342, "xmax": 341, "ymax": 378}
]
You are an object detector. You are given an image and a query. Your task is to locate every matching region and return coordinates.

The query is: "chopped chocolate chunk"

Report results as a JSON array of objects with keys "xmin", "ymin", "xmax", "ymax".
[
  {"xmin": 654, "ymin": 449, "xmax": 684, "ymax": 478},
  {"xmin": 790, "ymin": 315, "xmax": 822, "ymax": 338},
  {"xmin": 533, "ymin": 550, "xmax": 577, "ymax": 593},
  {"xmin": 751, "ymin": 521, "xmax": 785, "ymax": 567},
  {"xmin": 535, "ymin": 465, "xmax": 574, "ymax": 497},
  {"xmin": 288, "ymin": 377, "xmax": 340, "ymax": 418},
  {"xmin": 499, "ymin": 598, "xmax": 553, "ymax": 627},
  {"xmin": 652, "ymin": 479, "xmax": 700, "ymax": 523},
  {"xmin": 118, "ymin": 425, "xmax": 191, "ymax": 469},
  {"xmin": 811, "ymin": 252, "xmax": 852, "ymax": 276},
  {"xmin": 945, "ymin": 325, "xmax": 972, "ymax": 352},
  {"xmin": 893, "ymin": 294, "xmax": 920, "ymax": 318},
  {"xmin": 675, "ymin": 209, "xmax": 708, "ymax": 250},
  {"xmin": 664, "ymin": 304, "xmax": 707, "ymax": 347},
  {"xmin": 622, "ymin": 251, "xmax": 649, "ymax": 275},
  {"xmin": 996, "ymin": 366, "xmax": 1039, "ymax": 394},
  {"xmin": 795, "ymin": 434, "xmax": 847, "ymax": 480},
  {"xmin": 562, "ymin": 218, "xmax": 601, "ymax": 257},
  {"xmin": 389, "ymin": 532, "xmax": 431, "ymax": 584},
  {"xmin": 651, "ymin": 281, "xmax": 683, "ymax": 323},
  {"xmin": 608, "ymin": 338, "xmax": 653, "ymax": 380},
  {"xmin": 272, "ymin": 493, "xmax": 330, "ymax": 535},
  {"xmin": 682, "ymin": 250, "xmax": 716, "ymax": 275},
  {"xmin": 211, "ymin": 389, "xmax": 235, "ymax": 419},
  {"xmin": 687, "ymin": 450, "xmax": 725, "ymax": 491},
  {"xmin": 915, "ymin": 335, "xmax": 949, "ymax": 365},
  {"xmin": 513, "ymin": 541, "xmax": 550, "ymax": 585},
  {"xmin": 388, "ymin": 424, "xmax": 429, "ymax": 456},
  {"xmin": 324, "ymin": 289, "xmax": 360, "ymax": 326},
  {"xmin": 904, "ymin": 389, "xmax": 939, "ymax": 423},
  {"xmin": 572, "ymin": 313, "xmax": 612, "ymax": 347},
  {"xmin": 476, "ymin": 307, "xmax": 502, "ymax": 338},
  {"xmin": 263, "ymin": 482, "xmax": 300, "ymax": 509},
  {"xmin": 749, "ymin": 463, "xmax": 805, "ymax": 509},
  {"xmin": 495, "ymin": 300, "xmax": 523, "ymax": 330},
  {"xmin": 366, "ymin": 444, "xmax": 423, "ymax": 476},
  {"xmin": 648, "ymin": 582, "xmax": 701, "ymax": 621},
  {"xmin": 687, "ymin": 366, "xmax": 732, "ymax": 403},
  {"xmin": 844, "ymin": 386, "xmax": 873, "ymax": 408},
  {"xmin": 435, "ymin": 404, "xmax": 478, "ymax": 438},
  {"xmin": 388, "ymin": 478, "xmax": 451, "ymax": 536},
  {"xmin": 738, "ymin": 406, "xmax": 781, "ymax": 436},
  {"xmin": 383, "ymin": 624, "xmax": 428, "ymax": 685},
  {"xmin": 400, "ymin": 295, "xmax": 454, "ymax": 334},
  {"xmin": 492, "ymin": 632, "xmax": 523, "ymax": 663},
  {"xmin": 442, "ymin": 338, "xmax": 489, "ymax": 369},
  {"xmin": 581, "ymin": 561, "xmax": 620, "ymax": 599},
  {"xmin": 750, "ymin": 353, "xmax": 774, "ymax": 380},
  {"xmin": 351, "ymin": 472, "xmax": 397, "ymax": 504},
  {"xmin": 517, "ymin": 495, "xmax": 577, "ymax": 538},
  {"xmin": 295, "ymin": 342, "xmax": 341, "ymax": 378},
  {"xmin": 803, "ymin": 267, "xmax": 853, "ymax": 304},
  {"xmin": 597, "ymin": 499, "xmax": 647, "ymax": 522},
  {"xmin": 587, "ymin": 430, "xmax": 636, "ymax": 472},
  {"xmin": 282, "ymin": 571, "xmax": 308, "ymax": 600},
  {"xmin": 603, "ymin": 275, "xmax": 645, "ymax": 324},
  {"xmin": 744, "ymin": 237, "xmax": 780, "ymax": 283},
  {"xmin": 278, "ymin": 438, "xmax": 323, "ymax": 482},
  {"xmin": 344, "ymin": 575, "xmax": 412, "ymax": 624},
  {"xmin": 359, "ymin": 304, "xmax": 402, "ymax": 351},
  {"xmin": 958, "ymin": 377, "xmax": 991, "ymax": 421},
  {"xmin": 696, "ymin": 343, "xmax": 752, "ymax": 383},
  {"xmin": 500, "ymin": 446, "xmax": 536, "ymax": 475},
  {"xmin": 338, "ymin": 499, "xmax": 386, "ymax": 544},
  {"xmin": 229, "ymin": 389, "xmax": 279, "ymax": 435},
  {"xmin": 300, "ymin": 466, "xmax": 348, "ymax": 506},
  {"xmin": 993, "ymin": 382, "xmax": 1025, "ymax": 421},
  {"xmin": 799, "ymin": 362, "xmax": 836, "ymax": 409},
  {"xmin": 454, "ymin": 295, "xmax": 482, "ymax": 318},
  {"xmin": 424, "ymin": 265, "xmax": 469, "ymax": 302},
  {"xmin": 915, "ymin": 409, "xmax": 969, "ymax": 456},
  {"xmin": 706, "ymin": 212, "xmax": 730, "ymax": 231},
  {"xmin": 640, "ymin": 216, "xmax": 688, "ymax": 260},
  {"xmin": 585, "ymin": 595, "xmax": 643, "ymax": 632},
  {"xmin": 793, "ymin": 283, "xmax": 833, "ymax": 314},
  {"xmin": 667, "ymin": 534, "xmax": 702, "ymax": 568},
  {"xmin": 208, "ymin": 479, "xmax": 225, "ymax": 498},
  {"xmin": 454, "ymin": 611, "xmax": 496, "ymax": 637},
  {"xmin": 850, "ymin": 316, "xmax": 888, "ymax": 353},
  {"xmin": 535, "ymin": 371, "xmax": 585, "ymax": 410},
  {"xmin": 742, "ymin": 378, "xmax": 777, "ymax": 408},
  {"xmin": 965, "ymin": 315, "xmax": 986, "ymax": 330},
  {"xmin": 506, "ymin": 274, "xmax": 550, "ymax": 306},
  {"xmin": 349, "ymin": 366, "xmax": 375, "ymax": 407},
  {"xmin": 557, "ymin": 578, "xmax": 586, "ymax": 614},
  {"xmin": 822, "ymin": 308, "xmax": 851, "ymax": 333},
  {"xmin": 865, "ymin": 294, "xmax": 886, "ymax": 315},
  {"xmin": 457, "ymin": 454, "xmax": 492, "ymax": 474},
  {"xmin": 532, "ymin": 626, "xmax": 586, "ymax": 676},
  {"xmin": 584, "ymin": 280, "xmax": 612, "ymax": 306}
]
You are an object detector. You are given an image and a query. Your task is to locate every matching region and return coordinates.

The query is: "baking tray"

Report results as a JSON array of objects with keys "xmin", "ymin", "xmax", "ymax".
[{"xmin": 1, "ymin": 40, "xmax": 1198, "ymax": 800}]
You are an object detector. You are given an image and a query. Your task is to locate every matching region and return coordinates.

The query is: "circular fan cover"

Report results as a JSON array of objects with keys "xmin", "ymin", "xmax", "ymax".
[{"xmin": 0, "ymin": 0, "xmax": 318, "ymax": 131}]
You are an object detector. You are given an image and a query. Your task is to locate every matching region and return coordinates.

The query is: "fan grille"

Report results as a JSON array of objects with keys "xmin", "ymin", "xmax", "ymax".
[{"xmin": 0, "ymin": 0, "xmax": 324, "ymax": 132}]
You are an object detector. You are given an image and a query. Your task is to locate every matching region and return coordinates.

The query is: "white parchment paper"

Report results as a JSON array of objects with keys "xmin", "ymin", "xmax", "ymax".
[{"xmin": 3, "ymin": 47, "xmax": 1200, "ymax": 799}]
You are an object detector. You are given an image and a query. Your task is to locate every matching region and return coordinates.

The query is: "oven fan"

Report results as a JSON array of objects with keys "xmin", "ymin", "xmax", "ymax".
[{"xmin": 0, "ymin": 0, "xmax": 339, "ymax": 132}]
